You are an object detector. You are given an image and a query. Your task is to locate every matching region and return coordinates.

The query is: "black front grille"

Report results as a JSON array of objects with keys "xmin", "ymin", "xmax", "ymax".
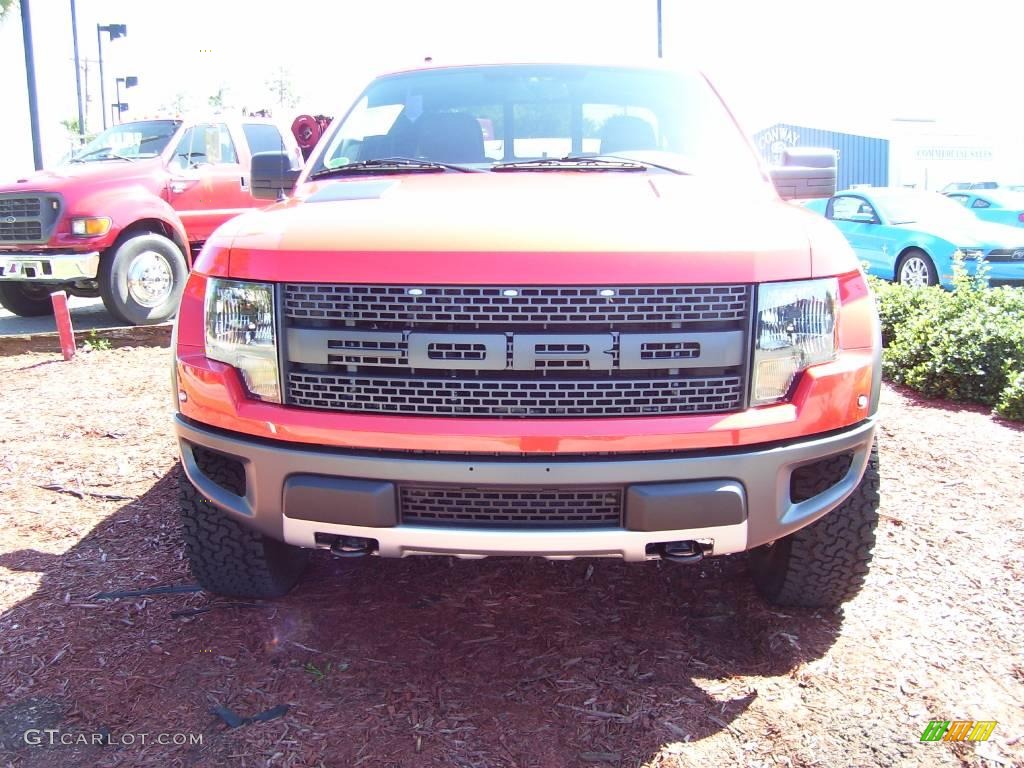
[
  {"xmin": 985, "ymin": 249, "xmax": 1024, "ymax": 263},
  {"xmin": 282, "ymin": 282, "xmax": 751, "ymax": 418},
  {"xmin": 0, "ymin": 221, "xmax": 42, "ymax": 241},
  {"xmin": 0, "ymin": 194, "xmax": 60, "ymax": 243},
  {"xmin": 287, "ymin": 371, "xmax": 743, "ymax": 417},
  {"xmin": 283, "ymin": 283, "xmax": 750, "ymax": 327},
  {"xmin": 400, "ymin": 484, "xmax": 623, "ymax": 528},
  {"xmin": 0, "ymin": 197, "xmax": 41, "ymax": 218}
]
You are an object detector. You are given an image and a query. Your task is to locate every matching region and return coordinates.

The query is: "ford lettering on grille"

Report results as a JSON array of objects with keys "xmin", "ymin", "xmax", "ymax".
[{"xmin": 286, "ymin": 328, "xmax": 744, "ymax": 371}]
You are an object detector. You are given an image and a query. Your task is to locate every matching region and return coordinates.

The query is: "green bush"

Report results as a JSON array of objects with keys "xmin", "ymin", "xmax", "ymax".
[
  {"xmin": 873, "ymin": 258, "xmax": 1024, "ymax": 421},
  {"xmin": 995, "ymin": 371, "xmax": 1024, "ymax": 421},
  {"xmin": 868, "ymin": 276, "xmax": 945, "ymax": 347}
]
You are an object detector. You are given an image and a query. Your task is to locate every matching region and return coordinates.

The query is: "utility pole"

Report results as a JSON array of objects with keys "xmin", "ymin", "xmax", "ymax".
[
  {"xmin": 96, "ymin": 23, "xmax": 127, "ymax": 130},
  {"xmin": 657, "ymin": 0, "xmax": 663, "ymax": 58},
  {"xmin": 71, "ymin": 0, "xmax": 84, "ymax": 135},
  {"xmin": 21, "ymin": 0, "xmax": 44, "ymax": 169}
]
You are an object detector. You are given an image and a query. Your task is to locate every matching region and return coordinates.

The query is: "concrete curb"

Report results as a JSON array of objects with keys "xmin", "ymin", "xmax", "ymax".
[{"xmin": 0, "ymin": 323, "xmax": 172, "ymax": 356}]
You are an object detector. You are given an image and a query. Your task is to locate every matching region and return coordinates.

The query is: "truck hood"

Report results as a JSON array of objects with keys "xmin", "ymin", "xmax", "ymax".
[
  {"xmin": 0, "ymin": 158, "xmax": 165, "ymax": 194},
  {"xmin": 213, "ymin": 173, "xmax": 848, "ymax": 284}
]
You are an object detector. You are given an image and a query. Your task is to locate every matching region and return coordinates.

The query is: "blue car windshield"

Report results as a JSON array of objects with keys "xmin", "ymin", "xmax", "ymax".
[
  {"xmin": 879, "ymin": 193, "xmax": 980, "ymax": 225},
  {"xmin": 315, "ymin": 64, "xmax": 764, "ymax": 182}
]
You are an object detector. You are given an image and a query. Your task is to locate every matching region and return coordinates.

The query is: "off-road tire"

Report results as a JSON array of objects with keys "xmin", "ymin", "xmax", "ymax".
[
  {"xmin": 0, "ymin": 283, "xmax": 54, "ymax": 317},
  {"xmin": 749, "ymin": 441, "xmax": 880, "ymax": 608},
  {"xmin": 178, "ymin": 462, "xmax": 308, "ymax": 599},
  {"xmin": 100, "ymin": 232, "xmax": 187, "ymax": 326}
]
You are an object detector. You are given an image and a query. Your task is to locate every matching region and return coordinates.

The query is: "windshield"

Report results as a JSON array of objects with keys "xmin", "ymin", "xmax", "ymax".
[
  {"xmin": 314, "ymin": 65, "xmax": 763, "ymax": 181},
  {"xmin": 68, "ymin": 120, "xmax": 182, "ymax": 162},
  {"xmin": 877, "ymin": 192, "xmax": 981, "ymax": 225}
]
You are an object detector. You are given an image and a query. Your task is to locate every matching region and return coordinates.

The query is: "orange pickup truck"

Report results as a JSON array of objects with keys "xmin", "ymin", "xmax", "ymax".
[
  {"xmin": 0, "ymin": 116, "xmax": 301, "ymax": 325},
  {"xmin": 172, "ymin": 62, "xmax": 881, "ymax": 607}
]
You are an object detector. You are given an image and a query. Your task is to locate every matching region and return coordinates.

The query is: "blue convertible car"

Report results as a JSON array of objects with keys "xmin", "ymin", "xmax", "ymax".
[
  {"xmin": 943, "ymin": 189, "xmax": 1024, "ymax": 229},
  {"xmin": 804, "ymin": 188, "xmax": 1024, "ymax": 288}
]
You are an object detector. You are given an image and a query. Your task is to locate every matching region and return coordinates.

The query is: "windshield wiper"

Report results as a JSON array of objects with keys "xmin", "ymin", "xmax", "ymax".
[
  {"xmin": 69, "ymin": 147, "xmax": 135, "ymax": 163},
  {"xmin": 492, "ymin": 154, "xmax": 690, "ymax": 174},
  {"xmin": 309, "ymin": 157, "xmax": 480, "ymax": 180}
]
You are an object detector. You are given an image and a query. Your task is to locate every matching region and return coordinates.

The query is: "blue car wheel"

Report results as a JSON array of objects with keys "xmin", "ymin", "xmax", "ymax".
[{"xmin": 896, "ymin": 249, "xmax": 938, "ymax": 287}]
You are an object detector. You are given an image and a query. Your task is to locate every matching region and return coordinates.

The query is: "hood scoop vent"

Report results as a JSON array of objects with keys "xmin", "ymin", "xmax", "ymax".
[{"xmin": 306, "ymin": 180, "xmax": 397, "ymax": 203}]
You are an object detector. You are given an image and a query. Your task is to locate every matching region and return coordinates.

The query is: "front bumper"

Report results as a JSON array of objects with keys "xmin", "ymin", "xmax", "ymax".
[
  {"xmin": 175, "ymin": 414, "xmax": 877, "ymax": 561},
  {"xmin": 0, "ymin": 251, "xmax": 100, "ymax": 281}
]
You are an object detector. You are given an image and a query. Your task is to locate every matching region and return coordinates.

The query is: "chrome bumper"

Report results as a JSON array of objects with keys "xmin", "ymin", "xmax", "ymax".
[{"xmin": 0, "ymin": 251, "xmax": 100, "ymax": 281}]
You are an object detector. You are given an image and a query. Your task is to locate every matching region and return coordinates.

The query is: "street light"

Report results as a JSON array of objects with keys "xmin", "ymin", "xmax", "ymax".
[
  {"xmin": 110, "ymin": 102, "xmax": 129, "ymax": 128},
  {"xmin": 115, "ymin": 76, "xmax": 138, "ymax": 124},
  {"xmin": 96, "ymin": 23, "xmax": 127, "ymax": 130}
]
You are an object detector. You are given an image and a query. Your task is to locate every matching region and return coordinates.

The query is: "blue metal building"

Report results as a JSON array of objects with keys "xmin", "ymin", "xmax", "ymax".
[{"xmin": 752, "ymin": 123, "xmax": 889, "ymax": 190}]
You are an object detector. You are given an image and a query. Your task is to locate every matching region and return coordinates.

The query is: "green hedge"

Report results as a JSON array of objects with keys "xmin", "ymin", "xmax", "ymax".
[{"xmin": 868, "ymin": 260, "xmax": 1024, "ymax": 422}]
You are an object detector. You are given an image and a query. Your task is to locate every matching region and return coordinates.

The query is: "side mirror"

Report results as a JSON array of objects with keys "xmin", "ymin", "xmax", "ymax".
[
  {"xmin": 251, "ymin": 151, "xmax": 302, "ymax": 201},
  {"xmin": 770, "ymin": 147, "xmax": 837, "ymax": 200}
]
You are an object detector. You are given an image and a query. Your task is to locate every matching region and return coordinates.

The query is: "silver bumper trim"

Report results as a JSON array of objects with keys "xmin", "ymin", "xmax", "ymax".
[
  {"xmin": 281, "ymin": 518, "xmax": 749, "ymax": 561},
  {"xmin": 0, "ymin": 251, "xmax": 101, "ymax": 281}
]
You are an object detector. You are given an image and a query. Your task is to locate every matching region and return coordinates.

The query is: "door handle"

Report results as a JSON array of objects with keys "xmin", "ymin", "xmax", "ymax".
[{"xmin": 240, "ymin": 175, "xmax": 249, "ymax": 190}]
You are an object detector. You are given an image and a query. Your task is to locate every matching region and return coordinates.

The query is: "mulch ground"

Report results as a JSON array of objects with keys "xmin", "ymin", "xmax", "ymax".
[{"xmin": 0, "ymin": 346, "xmax": 1021, "ymax": 768}]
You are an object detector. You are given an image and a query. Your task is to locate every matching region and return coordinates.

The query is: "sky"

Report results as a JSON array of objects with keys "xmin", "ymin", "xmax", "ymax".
[{"xmin": 2, "ymin": 0, "xmax": 1024, "ymax": 177}]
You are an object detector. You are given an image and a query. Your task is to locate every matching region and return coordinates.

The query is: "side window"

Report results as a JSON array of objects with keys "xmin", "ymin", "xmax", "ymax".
[
  {"xmin": 171, "ymin": 124, "xmax": 237, "ymax": 169},
  {"xmin": 243, "ymin": 123, "xmax": 286, "ymax": 155},
  {"xmin": 830, "ymin": 196, "xmax": 877, "ymax": 223},
  {"xmin": 947, "ymin": 195, "xmax": 969, "ymax": 207},
  {"xmin": 971, "ymin": 198, "xmax": 991, "ymax": 209}
]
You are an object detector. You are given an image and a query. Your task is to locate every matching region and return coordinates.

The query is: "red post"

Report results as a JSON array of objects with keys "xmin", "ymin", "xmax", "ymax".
[{"xmin": 51, "ymin": 291, "xmax": 76, "ymax": 360}]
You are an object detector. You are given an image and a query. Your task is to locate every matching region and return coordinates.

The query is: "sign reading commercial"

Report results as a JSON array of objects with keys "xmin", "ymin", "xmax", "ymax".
[{"xmin": 914, "ymin": 147, "xmax": 994, "ymax": 162}]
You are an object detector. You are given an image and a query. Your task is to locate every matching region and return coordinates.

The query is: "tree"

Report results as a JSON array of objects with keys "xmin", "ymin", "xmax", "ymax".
[
  {"xmin": 0, "ymin": 0, "xmax": 15, "ymax": 21},
  {"xmin": 208, "ymin": 86, "xmax": 229, "ymax": 110},
  {"xmin": 265, "ymin": 66, "xmax": 298, "ymax": 110}
]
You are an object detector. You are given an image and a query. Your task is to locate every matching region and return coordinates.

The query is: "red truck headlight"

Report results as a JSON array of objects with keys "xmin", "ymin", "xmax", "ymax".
[
  {"xmin": 751, "ymin": 278, "xmax": 838, "ymax": 405},
  {"xmin": 70, "ymin": 216, "xmax": 111, "ymax": 236},
  {"xmin": 204, "ymin": 278, "xmax": 281, "ymax": 403}
]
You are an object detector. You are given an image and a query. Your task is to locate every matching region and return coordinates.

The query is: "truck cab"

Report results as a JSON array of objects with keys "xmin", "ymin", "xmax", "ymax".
[{"xmin": 0, "ymin": 116, "xmax": 302, "ymax": 325}]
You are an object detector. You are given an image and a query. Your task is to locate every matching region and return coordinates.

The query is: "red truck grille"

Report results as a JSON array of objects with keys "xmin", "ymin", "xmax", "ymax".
[
  {"xmin": 283, "ymin": 283, "xmax": 749, "ymax": 327},
  {"xmin": 399, "ymin": 484, "xmax": 623, "ymax": 528},
  {"xmin": 281, "ymin": 283, "xmax": 751, "ymax": 418},
  {"xmin": 0, "ymin": 194, "xmax": 61, "ymax": 244},
  {"xmin": 287, "ymin": 371, "xmax": 743, "ymax": 417}
]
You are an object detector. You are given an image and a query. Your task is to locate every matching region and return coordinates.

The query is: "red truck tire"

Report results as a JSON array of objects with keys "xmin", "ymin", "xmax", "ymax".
[
  {"xmin": 178, "ymin": 458, "xmax": 309, "ymax": 598},
  {"xmin": 0, "ymin": 284, "xmax": 54, "ymax": 317},
  {"xmin": 749, "ymin": 441, "xmax": 880, "ymax": 607},
  {"xmin": 100, "ymin": 232, "xmax": 188, "ymax": 326}
]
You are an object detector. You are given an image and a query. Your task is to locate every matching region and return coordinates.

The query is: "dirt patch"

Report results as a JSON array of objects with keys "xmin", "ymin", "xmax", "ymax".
[{"xmin": 1, "ymin": 347, "xmax": 1021, "ymax": 767}]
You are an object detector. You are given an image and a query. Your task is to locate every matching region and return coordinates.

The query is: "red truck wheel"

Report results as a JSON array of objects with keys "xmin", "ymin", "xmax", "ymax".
[
  {"xmin": 100, "ymin": 233, "xmax": 187, "ymax": 326},
  {"xmin": 0, "ymin": 283, "xmax": 54, "ymax": 317},
  {"xmin": 749, "ymin": 441, "xmax": 880, "ymax": 608}
]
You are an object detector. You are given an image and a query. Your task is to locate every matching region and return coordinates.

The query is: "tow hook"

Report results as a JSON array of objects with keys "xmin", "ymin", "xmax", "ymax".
[
  {"xmin": 329, "ymin": 536, "xmax": 377, "ymax": 558},
  {"xmin": 659, "ymin": 540, "xmax": 710, "ymax": 564}
]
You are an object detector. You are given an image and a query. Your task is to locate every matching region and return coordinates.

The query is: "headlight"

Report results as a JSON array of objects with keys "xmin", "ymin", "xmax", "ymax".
[
  {"xmin": 956, "ymin": 248, "xmax": 984, "ymax": 260},
  {"xmin": 204, "ymin": 278, "xmax": 280, "ymax": 403},
  {"xmin": 70, "ymin": 216, "xmax": 111, "ymax": 236},
  {"xmin": 751, "ymin": 278, "xmax": 838, "ymax": 405}
]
